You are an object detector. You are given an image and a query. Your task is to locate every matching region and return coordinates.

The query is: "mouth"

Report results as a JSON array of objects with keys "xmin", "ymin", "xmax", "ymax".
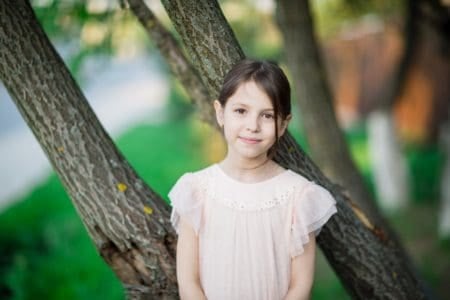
[{"xmin": 239, "ymin": 136, "xmax": 262, "ymax": 144}]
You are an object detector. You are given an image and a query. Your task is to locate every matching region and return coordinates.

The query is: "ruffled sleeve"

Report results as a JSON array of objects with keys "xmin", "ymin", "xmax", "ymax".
[
  {"xmin": 169, "ymin": 173, "xmax": 203, "ymax": 236},
  {"xmin": 290, "ymin": 182, "xmax": 337, "ymax": 258}
]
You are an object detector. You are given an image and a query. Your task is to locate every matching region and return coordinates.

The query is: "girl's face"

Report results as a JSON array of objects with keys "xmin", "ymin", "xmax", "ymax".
[{"xmin": 214, "ymin": 80, "xmax": 290, "ymax": 163}]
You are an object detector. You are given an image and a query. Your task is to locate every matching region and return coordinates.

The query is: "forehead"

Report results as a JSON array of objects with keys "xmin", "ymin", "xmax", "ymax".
[{"xmin": 227, "ymin": 80, "xmax": 273, "ymax": 109}]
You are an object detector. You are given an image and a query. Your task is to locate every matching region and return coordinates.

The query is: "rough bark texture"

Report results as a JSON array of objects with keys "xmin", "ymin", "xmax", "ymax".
[
  {"xmin": 161, "ymin": 0, "xmax": 245, "ymax": 99},
  {"xmin": 125, "ymin": 0, "xmax": 215, "ymax": 124},
  {"xmin": 0, "ymin": 1, "xmax": 177, "ymax": 299},
  {"xmin": 160, "ymin": 0, "xmax": 429, "ymax": 298}
]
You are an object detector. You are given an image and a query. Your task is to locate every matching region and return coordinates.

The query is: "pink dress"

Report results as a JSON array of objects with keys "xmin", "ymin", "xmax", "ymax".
[{"xmin": 169, "ymin": 164, "xmax": 337, "ymax": 300}]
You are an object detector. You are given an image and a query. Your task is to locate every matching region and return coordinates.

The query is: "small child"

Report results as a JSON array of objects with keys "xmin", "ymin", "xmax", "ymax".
[{"xmin": 169, "ymin": 59, "xmax": 337, "ymax": 300}]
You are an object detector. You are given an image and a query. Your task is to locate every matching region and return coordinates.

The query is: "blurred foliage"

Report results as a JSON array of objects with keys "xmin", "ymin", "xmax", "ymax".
[
  {"xmin": 165, "ymin": 80, "xmax": 195, "ymax": 121},
  {"xmin": 220, "ymin": 0, "xmax": 283, "ymax": 60},
  {"xmin": 343, "ymin": 123, "xmax": 446, "ymax": 206},
  {"xmin": 405, "ymin": 144, "xmax": 445, "ymax": 203},
  {"xmin": 312, "ymin": 0, "xmax": 405, "ymax": 38},
  {"xmin": 31, "ymin": 0, "xmax": 153, "ymax": 82},
  {"xmin": 345, "ymin": 123, "xmax": 378, "ymax": 199}
]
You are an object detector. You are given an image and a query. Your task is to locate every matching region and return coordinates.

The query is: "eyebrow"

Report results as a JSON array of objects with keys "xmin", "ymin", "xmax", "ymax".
[{"xmin": 231, "ymin": 102, "xmax": 274, "ymax": 111}]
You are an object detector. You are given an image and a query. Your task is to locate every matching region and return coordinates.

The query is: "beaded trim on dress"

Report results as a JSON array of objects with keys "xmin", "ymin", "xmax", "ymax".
[{"xmin": 200, "ymin": 166, "xmax": 296, "ymax": 211}]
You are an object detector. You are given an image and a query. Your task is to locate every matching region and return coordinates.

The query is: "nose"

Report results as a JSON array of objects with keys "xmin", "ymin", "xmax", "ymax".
[{"xmin": 246, "ymin": 114, "xmax": 260, "ymax": 132}]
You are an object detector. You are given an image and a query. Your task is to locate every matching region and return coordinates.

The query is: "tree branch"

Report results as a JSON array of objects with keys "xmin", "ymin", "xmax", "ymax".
[{"xmin": 125, "ymin": 0, "xmax": 215, "ymax": 124}]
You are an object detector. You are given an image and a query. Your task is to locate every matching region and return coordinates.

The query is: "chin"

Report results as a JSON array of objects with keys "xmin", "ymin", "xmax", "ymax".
[{"xmin": 236, "ymin": 150, "xmax": 269, "ymax": 160}]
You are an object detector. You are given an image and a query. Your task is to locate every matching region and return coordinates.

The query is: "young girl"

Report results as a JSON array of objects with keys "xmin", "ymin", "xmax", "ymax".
[{"xmin": 169, "ymin": 59, "xmax": 337, "ymax": 300}]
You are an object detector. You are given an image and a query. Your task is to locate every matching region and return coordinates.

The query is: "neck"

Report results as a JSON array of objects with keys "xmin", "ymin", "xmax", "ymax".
[
  {"xmin": 222, "ymin": 150, "xmax": 270, "ymax": 170},
  {"xmin": 223, "ymin": 157, "xmax": 270, "ymax": 171},
  {"xmin": 219, "ymin": 152, "xmax": 278, "ymax": 183}
]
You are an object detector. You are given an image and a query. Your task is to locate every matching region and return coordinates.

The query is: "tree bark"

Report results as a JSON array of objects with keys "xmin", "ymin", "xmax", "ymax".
[
  {"xmin": 0, "ymin": 1, "xmax": 177, "ymax": 299},
  {"xmin": 160, "ymin": 0, "xmax": 429, "ymax": 298},
  {"xmin": 160, "ymin": 0, "xmax": 245, "ymax": 99}
]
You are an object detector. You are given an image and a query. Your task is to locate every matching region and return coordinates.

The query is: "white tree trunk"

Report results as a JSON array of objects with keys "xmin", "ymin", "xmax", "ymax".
[
  {"xmin": 439, "ymin": 120, "xmax": 450, "ymax": 238},
  {"xmin": 367, "ymin": 109, "xmax": 409, "ymax": 212}
]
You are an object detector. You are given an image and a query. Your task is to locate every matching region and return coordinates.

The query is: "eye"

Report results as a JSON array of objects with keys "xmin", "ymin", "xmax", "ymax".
[
  {"xmin": 262, "ymin": 113, "xmax": 274, "ymax": 120},
  {"xmin": 234, "ymin": 108, "xmax": 246, "ymax": 114}
]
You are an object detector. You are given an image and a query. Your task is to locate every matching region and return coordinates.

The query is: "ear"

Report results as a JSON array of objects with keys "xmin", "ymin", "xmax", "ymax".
[
  {"xmin": 278, "ymin": 114, "xmax": 292, "ymax": 136},
  {"xmin": 213, "ymin": 100, "xmax": 224, "ymax": 128}
]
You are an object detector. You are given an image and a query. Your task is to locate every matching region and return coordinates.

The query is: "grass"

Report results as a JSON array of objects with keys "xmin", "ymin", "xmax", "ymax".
[
  {"xmin": 0, "ymin": 172, "xmax": 123, "ymax": 300},
  {"xmin": 0, "ymin": 110, "xmax": 448, "ymax": 299}
]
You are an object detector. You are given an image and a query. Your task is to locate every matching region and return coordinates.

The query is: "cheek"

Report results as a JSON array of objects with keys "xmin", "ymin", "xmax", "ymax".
[
  {"xmin": 223, "ymin": 113, "xmax": 241, "ymax": 128},
  {"xmin": 222, "ymin": 115, "xmax": 239, "ymax": 137},
  {"xmin": 262, "ymin": 122, "xmax": 277, "ymax": 137}
]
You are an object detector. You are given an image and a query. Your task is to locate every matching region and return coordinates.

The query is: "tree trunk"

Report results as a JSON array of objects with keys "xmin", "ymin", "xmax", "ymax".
[
  {"xmin": 274, "ymin": 0, "xmax": 426, "ymax": 291},
  {"xmin": 367, "ymin": 110, "xmax": 409, "ymax": 212},
  {"xmin": 160, "ymin": 0, "xmax": 429, "ymax": 298},
  {"xmin": 439, "ymin": 118, "xmax": 450, "ymax": 238},
  {"xmin": 362, "ymin": 0, "xmax": 419, "ymax": 213},
  {"xmin": 0, "ymin": 1, "xmax": 178, "ymax": 299},
  {"xmin": 275, "ymin": 0, "xmax": 381, "ymax": 223},
  {"xmin": 160, "ymin": 0, "xmax": 245, "ymax": 99}
]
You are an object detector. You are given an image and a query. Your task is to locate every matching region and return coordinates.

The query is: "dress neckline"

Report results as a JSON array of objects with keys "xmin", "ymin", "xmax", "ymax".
[{"xmin": 214, "ymin": 163, "xmax": 291, "ymax": 186}]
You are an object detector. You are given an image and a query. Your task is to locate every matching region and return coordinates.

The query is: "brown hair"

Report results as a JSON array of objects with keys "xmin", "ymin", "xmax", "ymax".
[{"xmin": 217, "ymin": 58, "xmax": 291, "ymax": 156}]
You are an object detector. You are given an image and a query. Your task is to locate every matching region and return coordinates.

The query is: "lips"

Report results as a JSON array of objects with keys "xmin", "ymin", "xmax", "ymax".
[{"xmin": 239, "ymin": 136, "xmax": 262, "ymax": 144}]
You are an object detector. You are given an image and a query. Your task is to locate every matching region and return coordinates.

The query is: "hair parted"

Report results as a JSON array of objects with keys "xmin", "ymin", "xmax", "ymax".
[{"xmin": 217, "ymin": 58, "xmax": 292, "ymax": 157}]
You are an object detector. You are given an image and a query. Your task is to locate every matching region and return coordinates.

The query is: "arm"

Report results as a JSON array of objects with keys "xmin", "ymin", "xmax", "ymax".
[
  {"xmin": 176, "ymin": 216, "xmax": 207, "ymax": 300},
  {"xmin": 284, "ymin": 233, "xmax": 316, "ymax": 300}
]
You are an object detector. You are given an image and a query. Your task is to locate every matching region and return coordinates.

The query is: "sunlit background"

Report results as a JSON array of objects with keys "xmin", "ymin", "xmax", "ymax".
[{"xmin": 0, "ymin": 0, "xmax": 449, "ymax": 299}]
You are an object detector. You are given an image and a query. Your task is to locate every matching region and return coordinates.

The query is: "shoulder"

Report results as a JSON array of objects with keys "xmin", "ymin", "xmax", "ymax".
[
  {"xmin": 171, "ymin": 164, "xmax": 216, "ymax": 189},
  {"xmin": 190, "ymin": 164, "xmax": 217, "ymax": 178},
  {"xmin": 282, "ymin": 170, "xmax": 335, "ymax": 203},
  {"xmin": 282, "ymin": 169, "xmax": 312, "ymax": 190},
  {"xmin": 285, "ymin": 172, "xmax": 337, "ymax": 215}
]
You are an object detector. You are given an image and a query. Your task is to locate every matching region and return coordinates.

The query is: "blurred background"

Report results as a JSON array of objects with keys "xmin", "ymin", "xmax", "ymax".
[{"xmin": 0, "ymin": 0, "xmax": 449, "ymax": 299}]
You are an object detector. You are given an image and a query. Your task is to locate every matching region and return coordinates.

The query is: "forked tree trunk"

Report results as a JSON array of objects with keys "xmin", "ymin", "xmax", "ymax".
[
  {"xmin": 0, "ymin": 0, "xmax": 431, "ymax": 299},
  {"xmin": 160, "ymin": 0, "xmax": 429, "ymax": 298},
  {"xmin": 0, "ymin": 1, "xmax": 177, "ymax": 299}
]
